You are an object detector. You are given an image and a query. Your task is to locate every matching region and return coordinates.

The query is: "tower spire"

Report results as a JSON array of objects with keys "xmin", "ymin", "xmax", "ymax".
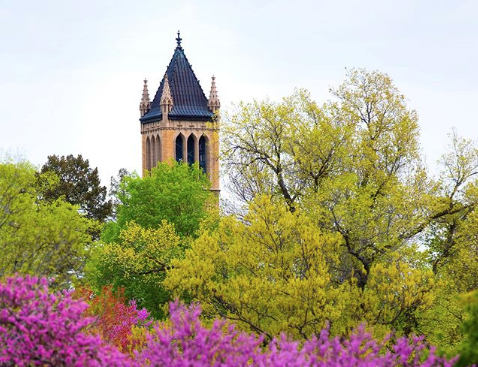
[
  {"xmin": 139, "ymin": 78, "xmax": 151, "ymax": 117},
  {"xmin": 208, "ymin": 75, "xmax": 220, "ymax": 112},
  {"xmin": 176, "ymin": 30, "xmax": 182, "ymax": 49},
  {"xmin": 160, "ymin": 73, "xmax": 173, "ymax": 117}
]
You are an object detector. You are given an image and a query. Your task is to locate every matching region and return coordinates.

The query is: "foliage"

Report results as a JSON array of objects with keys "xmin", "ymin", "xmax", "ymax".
[
  {"xmin": 0, "ymin": 160, "xmax": 95, "ymax": 288},
  {"xmin": 92, "ymin": 161, "xmax": 217, "ymax": 318},
  {"xmin": 221, "ymin": 69, "xmax": 478, "ymax": 342},
  {"xmin": 109, "ymin": 168, "xmax": 131, "ymax": 220},
  {"xmin": 223, "ymin": 70, "xmax": 430, "ymax": 289},
  {"xmin": 426, "ymin": 130, "xmax": 478, "ymax": 277},
  {"xmin": 223, "ymin": 70, "xmax": 421, "ymax": 210},
  {"xmin": 166, "ymin": 195, "xmax": 438, "ymax": 339},
  {"xmin": 39, "ymin": 154, "xmax": 112, "ymax": 223},
  {"xmin": 455, "ymin": 290, "xmax": 478, "ymax": 367},
  {"xmin": 362, "ymin": 252, "xmax": 436, "ymax": 336},
  {"xmin": 0, "ymin": 275, "xmax": 131, "ymax": 366},
  {"xmin": 77, "ymin": 286, "xmax": 151, "ymax": 353},
  {"xmin": 417, "ymin": 286, "xmax": 465, "ymax": 356},
  {"xmin": 88, "ymin": 221, "xmax": 181, "ymax": 318},
  {"xmin": 166, "ymin": 195, "xmax": 352, "ymax": 339},
  {"xmin": 102, "ymin": 161, "xmax": 216, "ymax": 242},
  {"xmin": 0, "ymin": 275, "xmax": 460, "ymax": 367}
]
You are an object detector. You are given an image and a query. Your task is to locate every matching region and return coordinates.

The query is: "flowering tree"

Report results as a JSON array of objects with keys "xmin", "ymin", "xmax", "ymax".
[
  {"xmin": 0, "ymin": 276, "xmax": 460, "ymax": 366},
  {"xmin": 0, "ymin": 275, "xmax": 131, "ymax": 366},
  {"xmin": 79, "ymin": 285, "xmax": 151, "ymax": 353},
  {"xmin": 137, "ymin": 301, "xmax": 458, "ymax": 367},
  {"xmin": 137, "ymin": 301, "xmax": 265, "ymax": 366}
]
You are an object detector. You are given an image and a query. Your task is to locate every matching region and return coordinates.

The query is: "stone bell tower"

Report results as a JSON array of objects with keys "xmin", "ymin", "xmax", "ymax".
[{"xmin": 139, "ymin": 32, "xmax": 220, "ymax": 193}]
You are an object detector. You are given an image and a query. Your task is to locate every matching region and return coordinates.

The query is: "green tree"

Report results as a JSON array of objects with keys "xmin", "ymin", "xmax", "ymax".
[
  {"xmin": 39, "ymin": 154, "xmax": 112, "ymax": 223},
  {"xmin": 0, "ymin": 159, "xmax": 95, "ymax": 288},
  {"xmin": 108, "ymin": 168, "xmax": 131, "ymax": 220},
  {"xmin": 223, "ymin": 70, "xmax": 431, "ymax": 292},
  {"xmin": 87, "ymin": 221, "xmax": 180, "ymax": 319},
  {"xmin": 88, "ymin": 161, "xmax": 217, "ymax": 317},
  {"xmin": 102, "ymin": 161, "xmax": 216, "ymax": 243},
  {"xmin": 455, "ymin": 290, "xmax": 478, "ymax": 367},
  {"xmin": 426, "ymin": 130, "xmax": 478, "ymax": 277}
]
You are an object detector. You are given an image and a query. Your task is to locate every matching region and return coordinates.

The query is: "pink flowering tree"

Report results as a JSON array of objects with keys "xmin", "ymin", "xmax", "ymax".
[
  {"xmin": 0, "ymin": 275, "xmax": 131, "ymax": 367},
  {"xmin": 136, "ymin": 301, "xmax": 265, "ymax": 366},
  {"xmin": 137, "ymin": 301, "xmax": 459, "ymax": 367},
  {"xmin": 0, "ymin": 276, "xmax": 462, "ymax": 366}
]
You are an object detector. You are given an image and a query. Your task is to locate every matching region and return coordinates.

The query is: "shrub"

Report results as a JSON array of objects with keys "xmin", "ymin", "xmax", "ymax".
[
  {"xmin": 0, "ymin": 276, "xmax": 459, "ymax": 366},
  {"xmin": 0, "ymin": 275, "xmax": 131, "ymax": 366},
  {"xmin": 137, "ymin": 301, "xmax": 458, "ymax": 367}
]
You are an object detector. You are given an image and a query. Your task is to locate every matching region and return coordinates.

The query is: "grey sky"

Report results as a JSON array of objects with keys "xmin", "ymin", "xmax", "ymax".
[{"xmin": 0, "ymin": 0, "xmax": 477, "ymax": 188}]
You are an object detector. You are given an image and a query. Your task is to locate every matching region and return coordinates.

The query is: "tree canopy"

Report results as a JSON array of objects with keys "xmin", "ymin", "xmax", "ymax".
[
  {"xmin": 39, "ymin": 154, "xmax": 112, "ymax": 223},
  {"xmin": 101, "ymin": 161, "xmax": 216, "ymax": 243},
  {"xmin": 164, "ymin": 69, "xmax": 478, "ymax": 346},
  {"xmin": 88, "ymin": 161, "xmax": 217, "ymax": 317},
  {"xmin": 0, "ymin": 159, "xmax": 95, "ymax": 288}
]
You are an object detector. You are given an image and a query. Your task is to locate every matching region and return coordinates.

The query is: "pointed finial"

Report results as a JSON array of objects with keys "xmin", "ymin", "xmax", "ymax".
[
  {"xmin": 160, "ymin": 73, "xmax": 173, "ymax": 117},
  {"xmin": 142, "ymin": 79, "xmax": 149, "ymax": 95},
  {"xmin": 176, "ymin": 30, "xmax": 182, "ymax": 48},
  {"xmin": 139, "ymin": 78, "xmax": 151, "ymax": 117},
  {"xmin": 208, "ymin": 75, "xmax": 220, "ymax": 112}
]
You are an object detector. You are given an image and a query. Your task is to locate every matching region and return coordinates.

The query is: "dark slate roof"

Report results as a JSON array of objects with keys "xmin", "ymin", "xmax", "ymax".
[{"xmin": 140, "ymin": 40, "xmax": 213, "ymax": 123}]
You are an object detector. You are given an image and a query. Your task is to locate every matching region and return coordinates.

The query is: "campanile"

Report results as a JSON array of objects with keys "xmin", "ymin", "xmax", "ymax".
[{"xmin": 139, "ymin": 32, "xmax": 220, "ymax": 193}]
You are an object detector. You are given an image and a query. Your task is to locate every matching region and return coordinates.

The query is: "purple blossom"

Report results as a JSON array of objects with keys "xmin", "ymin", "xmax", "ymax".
[
  {"xmin": 0, "ymin": 275, "xmax": 132, "ymax": 366},
  {"xmin": 136, "ymin": 301, "xmax": 458, "ymax": 367},
  {"xmin": 0, "ymin": 276, "xmax": 461, "ymax": 366}
]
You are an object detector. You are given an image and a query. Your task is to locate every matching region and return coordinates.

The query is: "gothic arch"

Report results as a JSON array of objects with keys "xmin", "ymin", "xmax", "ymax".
[
  {"xmin": 176, "ymin": 133, "xmax": 185, "ymax": 162},
  {"xmin": 156, "ymin": 134, "xmax": 161, "ymax": 163},
  {"xmin": 151, "ymin": 135, "xmax": 156, "ymax": 169},
  {"xmin": 146, "ymin": 136, "xmax": 151, "ymax": 171},
  {"xmin": 199, "ymin": 135, "xmax": 208, "ymax": 173},
  {"xmin": 187, "ymin": 134, "xmax": 197, "ymax": 165}
]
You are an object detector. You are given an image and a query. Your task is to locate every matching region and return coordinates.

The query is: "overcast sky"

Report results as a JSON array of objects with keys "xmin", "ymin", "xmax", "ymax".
[{"xmin": 0, "ymin": 0, "xmax": 477, "ymax": 190}]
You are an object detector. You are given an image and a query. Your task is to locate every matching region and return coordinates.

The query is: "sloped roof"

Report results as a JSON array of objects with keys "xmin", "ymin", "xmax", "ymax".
[{"xmin": 140, "ymin": 36, "xmax": 213, "ymax": 123}]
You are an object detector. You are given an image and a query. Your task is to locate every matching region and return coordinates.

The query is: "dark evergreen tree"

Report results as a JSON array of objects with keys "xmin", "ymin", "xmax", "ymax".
[
  {"xmin": 39, "ymin": 154, "xmax": 112, "ymax": 223},
  {"xmin": 108, "ymin": 168, "xmax": 131, "ymax": 220}
]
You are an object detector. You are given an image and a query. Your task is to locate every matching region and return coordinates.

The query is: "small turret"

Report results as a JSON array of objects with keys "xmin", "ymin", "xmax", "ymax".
[
  {"xmin": 208, "ymin": 75, "xmax": 220, "ymax": 113},
  {"xmin": 139, "ymin": 79, "xmax": 151, "ymax": 117},
  {"xmin": 160, "ymin": 74, "xmax": 173, "ymax": 118}
]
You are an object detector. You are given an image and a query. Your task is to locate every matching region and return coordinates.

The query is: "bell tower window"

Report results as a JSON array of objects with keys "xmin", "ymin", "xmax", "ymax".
[
  {"xmin": 199, "ymin": 136, "xmax": 207, "ymax": 173},
  {"xmin": 176, "ymin": 135, "xmax": 184, "ymax": 162}
]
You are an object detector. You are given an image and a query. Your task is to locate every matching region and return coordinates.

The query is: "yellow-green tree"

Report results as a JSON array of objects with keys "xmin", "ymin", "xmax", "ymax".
[
  {"xmin": 219, "ymin": 69, "xmax": 478, "ymax": 342},
  {"xmin": 414, "ymin": 132, "xmax": 478, "ymax": 353},
  {"xmin": 223, "ymin": 70, "xmax": 430, "ymax": 290},
  {"xmin": 87, "ymin": 221, "xmax": 180, "ymax": 318},
  {"xmin": 223, "ymin": 89, "xmax": 351, "ymax": 210},
  {"xmin": 166, "ymin": 195, "xmax": 439, "ymax": 339},
  {"xmin": 89, "ymin": 161, "xmax": 218, "ymax": 318},
  {"xmin": 166, "ymin": 195, "xmax": 354, "ymax": 340},
  {"xmin": 0, "ymin": 159, "xmax": 95, "ymax": 288}
]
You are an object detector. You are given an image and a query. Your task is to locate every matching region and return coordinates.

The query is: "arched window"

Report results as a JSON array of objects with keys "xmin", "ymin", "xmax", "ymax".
[
  {"xmin": 187, "ymin": 135, "xmax": 195, "ymax": 165},
  {"xmin": 151, "ymin": 135, "xmax": 156, "ymax": 169},
  {"xmin": 199, "ymin": 135, "xmax": 207, "ymax": 173},
  {"xmin": 156, "ymin": 135, "xmax": 161, "ymax": 163},
  {"xmin": 176, "ymin": 134, "xmax": 184, "ymax": 162},
  {"xmin": 146, "ymin": 137, "xmax": 151, "ymax": 170}
]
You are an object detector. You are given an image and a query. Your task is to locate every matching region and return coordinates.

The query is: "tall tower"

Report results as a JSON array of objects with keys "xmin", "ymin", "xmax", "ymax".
[{"xmin": 139, "ymin": 32, "xmax": 220, "ymax": 193}]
